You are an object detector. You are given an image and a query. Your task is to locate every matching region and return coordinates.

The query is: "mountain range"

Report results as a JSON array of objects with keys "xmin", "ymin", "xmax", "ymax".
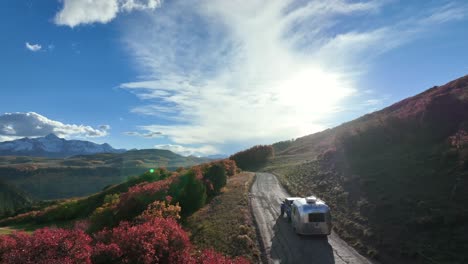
[{"xmin": 0, "ymin": 133, "xmax": 125, "ymax": 158}]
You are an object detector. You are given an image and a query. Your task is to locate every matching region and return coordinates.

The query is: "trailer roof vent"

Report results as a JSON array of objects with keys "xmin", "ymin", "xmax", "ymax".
[{"xmin": 306, "ymin": 196, "xmax": 317, "ymax": 204}]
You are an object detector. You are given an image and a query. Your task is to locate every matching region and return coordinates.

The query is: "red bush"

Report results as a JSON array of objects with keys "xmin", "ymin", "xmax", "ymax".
[
  {"xmin": 219, "ymin": 159, "xmax": 238, "ymax": 176},
  {"xmin": 93, "ymin": 218, "xmax": 192, "ymax": 264},
  {"xmin": 0, "ymin": 228, "xmax": 92, "ymax": 264}
]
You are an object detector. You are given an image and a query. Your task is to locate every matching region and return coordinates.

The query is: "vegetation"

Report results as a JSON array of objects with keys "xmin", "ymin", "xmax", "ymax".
[
  {"xmin": 230, "ymin": 145, "xmax": 274, "ymax": 170},
  {"xmin": 186, "ymin": 172, "xmax": 260, "ymax": 262},
  {"xmin": 265, "ymin": 75, "xmax": 468, "ymax": 264},
  {"xmin": 0, "ymin": 149, "xmax": 211, "ymax": 200},
  {"xmin": 0, "ymin": 159, "xmax": 250, "ymax": 263},
  {"xmin": 0, "ymin": 198, "xmax": 248, "ymax": 264},
  {"xmin": 0, "ymin": 181, "xmax": 33, "ymax": 218}
]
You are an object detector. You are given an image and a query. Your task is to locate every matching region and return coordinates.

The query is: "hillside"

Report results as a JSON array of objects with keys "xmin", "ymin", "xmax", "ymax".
[
  {"xmin": 0, "ymin": 133, "xmax": 125, "ymax": 158},
  {"xmin": 0, "ymin": 160, "xmax": 249, "ymax": 263},
  {"xmin": 0, "ymin": 180, "xmax": 33, "ymax": 217},
  {"xmin": 265, "ymin": 75, "xmax": 468, "ymax": 263},
  {"xmin": 0, "ymin": 149, "xmax": 211, "ymax": 200}
]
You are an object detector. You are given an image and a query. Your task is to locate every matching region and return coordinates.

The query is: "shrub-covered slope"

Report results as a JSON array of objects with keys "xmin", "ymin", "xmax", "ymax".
[
  {"xmin": 0, "ymin": 181, "xmax": 33, "ymax": 217},
  {"xmin": 266, "ymin": 75, "xmax": 468, "ymax": 263},
  {"xmin": 0, "ymin": 149, "xmax": 211, "ymax": 200},
  {"xmin": 0, "ymin": 160, "xmax": 250, "ymax": 263}
]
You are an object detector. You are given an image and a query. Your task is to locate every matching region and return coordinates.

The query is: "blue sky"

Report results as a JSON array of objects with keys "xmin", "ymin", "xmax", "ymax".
[{"xmin": 0, "ymin": 0, "xmax": 467, "ymax": 156}]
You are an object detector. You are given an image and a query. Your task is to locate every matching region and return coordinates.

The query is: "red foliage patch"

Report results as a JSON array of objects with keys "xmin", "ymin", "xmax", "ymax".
[
  {"xmin": 93, "ymin": 218, "xmax": 192, "ymax": 264},
  {"xmin": 0, "ymin": 228, "xmax": 92, "ymax": 264}
]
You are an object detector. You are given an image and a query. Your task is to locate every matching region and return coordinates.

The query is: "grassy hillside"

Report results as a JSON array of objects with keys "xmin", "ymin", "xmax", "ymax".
[
  {"xmin": 186, "ymin": 172, "xmax": 260, "ymax": 262},
  {"xmin": 265, "ymin": 75, "xmax": 468, "ymax": 263},
  {"xmin": 0, "ymin": 181, "xmax": 33, "ymax": 217},
  {"xmin": 0, "ymin": 149, "xmax": 211, "ymax": 200}
]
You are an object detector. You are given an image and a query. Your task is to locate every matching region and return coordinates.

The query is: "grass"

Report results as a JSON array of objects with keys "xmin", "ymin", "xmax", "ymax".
[
  {"xmin": 0, "ymin": 220, "xmax": 74, "ymax": 235},
  {"xmin": 185, "ymin": 172, "xmax": 260, "ymax": 263}
]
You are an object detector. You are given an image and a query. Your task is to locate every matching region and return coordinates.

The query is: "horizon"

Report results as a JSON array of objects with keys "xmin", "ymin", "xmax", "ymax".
[{"xmin": 1, "ymin": 0, "xmax": 468, "ymax": 156}]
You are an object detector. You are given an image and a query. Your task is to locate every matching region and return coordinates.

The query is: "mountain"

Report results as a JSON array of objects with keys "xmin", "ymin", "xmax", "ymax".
[
  {"xmin": 265, "ymin": 75, "xmax": 468, "ymax": 263},
  {"xmin": 0, "ymin": 149, "xmax": 212, "ymax": 200},
  {"xmin": 0, "ymin": 133, "xmax": 126, "ymax": 158},
  {"xmin": 0, "ymin": 180, "xmax": 33, "ymax": 217}
]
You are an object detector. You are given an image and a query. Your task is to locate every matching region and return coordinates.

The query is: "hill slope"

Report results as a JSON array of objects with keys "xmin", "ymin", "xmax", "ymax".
[
  {"xmin": 0, "ymin": 149, "xmax": 212, "ymax": 200},
  {"xmin": 0, "ymin": 133, "xmax": 125, "ymax": 158},
  {"xmin": 0, "ymin": 180, "xmax": 33, "ymax": 217},
  {"xmin": 266, "ymin": 75, "xmax": 468, "ymax": 263}
]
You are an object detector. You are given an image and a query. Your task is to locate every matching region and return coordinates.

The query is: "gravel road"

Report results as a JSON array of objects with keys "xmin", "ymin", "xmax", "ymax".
[{"xmin": 250, "ymin": 172, "xmax": 376, "ymax": 264}]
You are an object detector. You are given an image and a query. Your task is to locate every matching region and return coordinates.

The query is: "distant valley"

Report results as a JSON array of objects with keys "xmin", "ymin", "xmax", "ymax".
[{"xmin": 0, "ymin": 136, "xmax": 212, "ymax": 202}]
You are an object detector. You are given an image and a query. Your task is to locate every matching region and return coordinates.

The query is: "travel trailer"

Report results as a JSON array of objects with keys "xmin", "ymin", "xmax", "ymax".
[{"xmin": 290, "ymin": 196, "xmax": 332, "ymax": 235}]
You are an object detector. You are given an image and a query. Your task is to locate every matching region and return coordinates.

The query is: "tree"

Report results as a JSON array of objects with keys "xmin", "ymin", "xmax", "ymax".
[
  {"xmin": 230, "ymin": 145, "xmax": 274, "ymax": 170},
  {"xmin": 172, "ymin": 170, "xmax": 207, "ymax": 217},
  {"xmin": 204, "ymin": 164, "xmax": 227, "ymax": 195}
]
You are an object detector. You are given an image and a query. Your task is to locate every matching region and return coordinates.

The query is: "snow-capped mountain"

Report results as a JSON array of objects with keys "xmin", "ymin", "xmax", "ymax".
[{"xmin": 0, "ymin": 134, "xmax": 126, "ymax": 157}]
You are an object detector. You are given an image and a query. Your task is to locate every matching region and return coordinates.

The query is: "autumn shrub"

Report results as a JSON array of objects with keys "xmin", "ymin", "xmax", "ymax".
[
  {"xmin": 116, "ymin": 177, "xmax": 174, "ymax": 220},
  {"xmin": 0, "ymin": 228, "xmax": 92, "ymax": 264},
  {"xmin": 135, "ymin": 196, "xmax": 181, "ymax": 222},
  {"xmin": 204, "ymin": 163, "xmax": 227, "ymax": 195},
  {"xmin": 92, "ymin": 218, "xmax": 192, "ymax": 264},
  {"xmin": 218, "ymin": 159, "xmax": 238, "ymax": 176},
  {"xmin": 230, "ymin": 145, "xmax": 274, "ymax": 170},
  {"xmin": 88, "ymin": 194, "xmax": 121, "ymax": 232},
  {"xmin": 88, "ymin": 177, "xmax": 174, "ymax": 232},
  {"xmin": 170, "ymin": 170, "xmax": 207, "ymax": 217}
]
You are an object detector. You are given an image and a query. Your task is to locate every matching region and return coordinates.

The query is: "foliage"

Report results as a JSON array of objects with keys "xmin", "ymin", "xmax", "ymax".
[
  {"xmin": 230, "ymin": 145, "xmax": 274, "ymax": 170},
  {"xmin": 135, "ymin": 196, "xmax": 181, "ymax": 222},
  {"xmin": 0, "ymin": 180, "xmax": 32, "ymax": 218},
  {"xmin": 1, "ymin": 207, "xmax": 249, "ymax": 264},
  {"xmin": 203, "ymin": 164, "xmax": 227, "ymax": 195},
  {"xmin": 218, "ymin": 159, "xmax": 238, "ymax": 177},
  {"xmin": 0, "ymin": 228, "xmax": 92, "ymax": 264},
  {"xmin": 92, "ymin": 218, "xmax": 192, "ymax": 264},
  {"xmin": 88, "ymin": 177, "xmax": 174, "ymax": 232},
  {"xmin": 272, "ymin": 139, "xmax": 294, "ymax": 153},
  {"xmin": 0, "ymin": 149, "xmax": 211, "ymax": 201},
  {"xmin": 267, "ymin": 76, "xmax": 468, "ymax": 263},
  {"xmin": 171, "ymin": 170, "xmax": 207, "ymax": 217},
  {"xmin": 0, "ymin": 170, "xmax": 173, "ymax": 227}
]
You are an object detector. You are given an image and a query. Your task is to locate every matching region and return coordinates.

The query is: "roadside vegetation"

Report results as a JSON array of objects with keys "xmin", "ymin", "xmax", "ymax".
[
  {"xmin": 230, "ymin": 145, "xmax": 274, "ymax": 171},
  {"xmin": 0, "ymin": 159, "xmax": 254, "ymax": 263},
  {"xmin": 264, "ymin": 76, "xmax": 468, "ymax": 264},
  {"xmin": 186, "ymin": 172, "xmax": 260, "ymax": 262}
]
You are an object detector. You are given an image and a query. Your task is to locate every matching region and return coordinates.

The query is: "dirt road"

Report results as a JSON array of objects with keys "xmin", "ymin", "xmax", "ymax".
[{"xmin": 250, "ymin": 172, "xmax": 375, "ymax": 264}]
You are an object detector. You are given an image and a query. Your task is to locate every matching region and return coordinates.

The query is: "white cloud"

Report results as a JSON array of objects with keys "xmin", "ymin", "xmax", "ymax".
[
  {"xmin": 120, "ymin": 0, "xmax": 467, "ymax": 152},
  {"xmin": 0, "ymin": 112, "xmax": 109, "ymax": 141},
  {"xmin": 54, "ymin": 0, "xmax": 162, "ymax": 27},
  {"xmin": 25, "ymin": 42, "xmax": 42, "ymax": 52},
  {"xmin": 155, "ymin": 144, "xmax": 219, "ymax": 157},
  {"xmin": 124, "ymin": 131, "xmax": 162, "ymax": 138}
]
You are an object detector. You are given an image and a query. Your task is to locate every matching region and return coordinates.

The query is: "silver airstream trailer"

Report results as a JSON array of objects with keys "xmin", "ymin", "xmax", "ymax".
[{"xmin": 290, "ymin": 196, "xmax": 332, "ymax": 236}]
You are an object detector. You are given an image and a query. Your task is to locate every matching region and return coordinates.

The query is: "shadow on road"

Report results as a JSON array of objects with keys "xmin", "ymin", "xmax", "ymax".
[{"xmin": 270, "ymin": 215, "xmax": 335, "ymax": 264}]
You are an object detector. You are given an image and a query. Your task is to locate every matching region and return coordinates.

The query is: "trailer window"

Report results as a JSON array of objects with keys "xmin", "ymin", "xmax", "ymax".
[{"xmin": 308, "ymin": 213, "xmax": 325, "ymax": 222}]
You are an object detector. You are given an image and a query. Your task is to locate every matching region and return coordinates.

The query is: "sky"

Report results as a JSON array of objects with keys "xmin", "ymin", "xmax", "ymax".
[{"xmin": 1, "ymin": 0, "xmax": 468, "ymax": 156}]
